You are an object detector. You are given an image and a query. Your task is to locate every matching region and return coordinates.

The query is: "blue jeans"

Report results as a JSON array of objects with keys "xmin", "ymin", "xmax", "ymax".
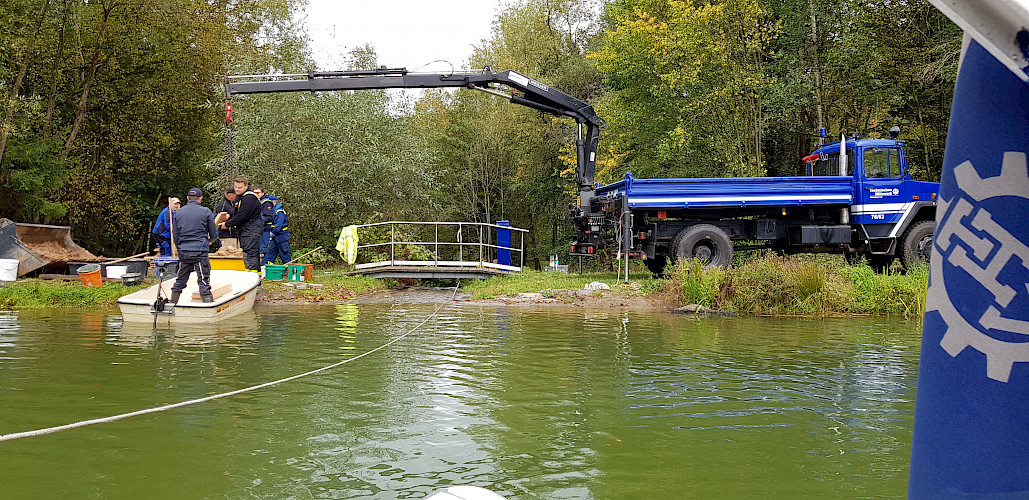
[{"xmin": 263, "ymin": 239, "xmax": 292, "ymax": 265}]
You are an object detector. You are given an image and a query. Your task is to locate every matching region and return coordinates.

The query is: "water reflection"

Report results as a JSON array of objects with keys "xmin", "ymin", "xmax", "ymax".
[{"xmin": 0, "ymin": 305, "xmax": 921, "ymax": 499}]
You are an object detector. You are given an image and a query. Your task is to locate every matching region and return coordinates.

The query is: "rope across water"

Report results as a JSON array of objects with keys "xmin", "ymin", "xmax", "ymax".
[{"xmin": 0, "ymin": 284, "xmax": 460, "ymax": 443}]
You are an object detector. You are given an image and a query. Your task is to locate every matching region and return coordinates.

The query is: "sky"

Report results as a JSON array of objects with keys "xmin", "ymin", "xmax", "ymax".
[{"xmin": 299, "ymin": 0, "xmax": 507, "ymax": 72}]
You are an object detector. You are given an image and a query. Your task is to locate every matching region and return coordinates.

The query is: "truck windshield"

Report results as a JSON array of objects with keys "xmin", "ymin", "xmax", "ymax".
[
  {"xmin": 864, "ymin": 147, "xmax": 901, "ymax": 178},
  {"xmin": 810, "ymin": 149, "xmax": 855, "ymax": 176}
]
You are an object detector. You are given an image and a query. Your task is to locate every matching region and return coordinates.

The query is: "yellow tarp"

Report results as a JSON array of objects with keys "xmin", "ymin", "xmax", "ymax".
[{"xmin": 336, "ymin": 226, "xmax": 358, "ymax": 265}]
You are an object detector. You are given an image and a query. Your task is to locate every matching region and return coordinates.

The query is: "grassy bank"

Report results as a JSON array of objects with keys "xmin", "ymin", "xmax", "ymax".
[
  {"xmin": 0, "ymin": 270, "xmax": 381, "ymax": 309},
  {"xmin": 0, "ymin": 280, "xmax": 147, "ymax": 309},
  {"xmin": 462, "ymin": 270, "xmax": 664, "ymax": 300},
  {"xmin": 466, "ymin": 254, "xmax": 928, "ymax": 317},
  {"xmin": 668, "ymin": 254, "xmax": 929, "ymax": 317},
  {"xmin": 0, "ymin": 256, "xmax": 928, "ymax": 316},
  {"xmin": 259, "ymin": 270, "xmax": 381, "ymax": 302}
]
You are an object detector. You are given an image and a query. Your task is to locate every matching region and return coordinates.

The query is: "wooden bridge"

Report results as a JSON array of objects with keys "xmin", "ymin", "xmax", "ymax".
[{"xmin": 344, "ymin": 221, "xmax": 528, "ymax": 279}]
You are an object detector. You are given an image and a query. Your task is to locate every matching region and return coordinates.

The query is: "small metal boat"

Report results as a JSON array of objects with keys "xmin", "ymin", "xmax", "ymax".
[{"xmin": 117, "ymin": 270, "xmax": 260, "ymax": 324}]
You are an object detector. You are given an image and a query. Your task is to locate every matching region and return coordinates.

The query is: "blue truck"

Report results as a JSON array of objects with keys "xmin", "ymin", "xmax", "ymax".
[{"xmin": 571, "ymin": 131, "xmax": 940, "ymax": 274}]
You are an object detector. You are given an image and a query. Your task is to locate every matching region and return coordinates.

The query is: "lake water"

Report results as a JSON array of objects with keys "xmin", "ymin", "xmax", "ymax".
[{"xmin": 0, "ymin": 303, "xmax": 921, "ymax": 498}]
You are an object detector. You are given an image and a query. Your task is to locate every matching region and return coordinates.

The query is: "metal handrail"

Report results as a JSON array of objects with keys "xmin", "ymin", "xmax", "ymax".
[
  {"xmin": 354, "ymin": 220, "xmax": 529, "ymax": 232},
  {"xmin": 349, "ymin": 221, "xmax": 527, "ymax": 272}
]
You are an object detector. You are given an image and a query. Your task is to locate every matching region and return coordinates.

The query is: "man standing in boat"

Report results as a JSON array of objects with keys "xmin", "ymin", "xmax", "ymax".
[
  {"xmin": 170, "ymin": 188, "xmax": 219, "ymax": 303},
  {"xmin": 218, "ymin": 175, "xmax": 264, "ymax": 272}
]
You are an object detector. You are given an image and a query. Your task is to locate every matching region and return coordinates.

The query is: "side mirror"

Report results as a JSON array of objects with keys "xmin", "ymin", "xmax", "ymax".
[{"xmin": 889, "ymin": 126, "xmax": 900, "ymax": 139}]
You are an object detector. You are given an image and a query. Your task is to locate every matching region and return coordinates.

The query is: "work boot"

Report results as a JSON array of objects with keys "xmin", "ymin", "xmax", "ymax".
[
  {"xmin": 169, "ymin": 291, "xmax": 181, "ymax": 304},
  {"xmin": 201, "ymin": 293, "xmax": 214, "ymax": 303}
]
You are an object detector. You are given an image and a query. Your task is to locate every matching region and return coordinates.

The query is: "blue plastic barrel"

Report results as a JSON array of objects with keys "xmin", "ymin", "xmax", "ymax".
[{"xmin": 496, "ymin": 220, "xmax": 511, "ymax": 266}]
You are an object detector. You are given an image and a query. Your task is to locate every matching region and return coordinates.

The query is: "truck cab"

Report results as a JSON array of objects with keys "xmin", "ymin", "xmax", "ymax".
[{"xmin": 807, "ymin": 137, "xmax": 939, "ymax": 266}]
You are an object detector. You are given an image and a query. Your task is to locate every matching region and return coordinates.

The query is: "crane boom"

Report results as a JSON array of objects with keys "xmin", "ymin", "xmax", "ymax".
[{"xmin": 225, "ymin": 66, "xmax": 603, "ymax": 208}]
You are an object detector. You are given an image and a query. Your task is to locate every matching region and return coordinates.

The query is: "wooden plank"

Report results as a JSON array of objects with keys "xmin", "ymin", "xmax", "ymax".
[
  {"xmin": 192, "ymin": 282, "xmax": 232, "ymax": 301},
  {"xmin": 39, "ymin": 273, "xmax": 122, "ymax": 282}
]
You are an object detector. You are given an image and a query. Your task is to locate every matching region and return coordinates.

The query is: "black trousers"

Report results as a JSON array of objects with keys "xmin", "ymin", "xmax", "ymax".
[
  {"xmin": 238, "ymin": 223, "xmax": 263, "ymax": 271},
  {"xmin": 171, "ymin": 250, "xmax": 212, "ymax": 298}
]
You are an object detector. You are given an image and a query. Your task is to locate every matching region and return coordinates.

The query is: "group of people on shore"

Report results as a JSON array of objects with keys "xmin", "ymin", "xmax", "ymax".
[{"xmin": 150, "ymin": 175, "xmax": 291, "ymax": 303}]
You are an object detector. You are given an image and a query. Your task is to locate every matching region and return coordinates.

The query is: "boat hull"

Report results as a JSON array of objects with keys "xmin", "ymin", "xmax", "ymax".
[{"xmin": 117, "ymin": 270, "xmax": 261, "ymax": 324}]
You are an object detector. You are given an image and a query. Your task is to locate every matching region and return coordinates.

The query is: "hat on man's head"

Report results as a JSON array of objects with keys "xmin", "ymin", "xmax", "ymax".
[
  {"xmin": 188, "ymin": 187, "xmax": 202, "ymax": 197},
  {"xmin": 268, "ymin": 195, "xmax": 277, "ymax": 201}
]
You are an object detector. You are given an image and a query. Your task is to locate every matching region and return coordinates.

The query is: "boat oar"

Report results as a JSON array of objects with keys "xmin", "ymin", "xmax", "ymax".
[
  {"xmin": 106, "ymin": 251, "xmax": 150, "ymax": 265},
  {"xmin": 283, "ymin": 246, "xmax": 323, "ymax": 266}
]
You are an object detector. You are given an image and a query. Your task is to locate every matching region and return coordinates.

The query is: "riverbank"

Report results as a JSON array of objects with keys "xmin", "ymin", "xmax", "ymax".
[{"xmin": 0, "ymin": 255, "xmax": 928, "ymax": 317}]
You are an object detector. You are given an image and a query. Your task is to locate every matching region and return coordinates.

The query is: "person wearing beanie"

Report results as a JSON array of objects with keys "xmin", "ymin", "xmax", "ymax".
[{"xmin": 151, "ymin": 197, "xmax": 181, "ymax": 257}]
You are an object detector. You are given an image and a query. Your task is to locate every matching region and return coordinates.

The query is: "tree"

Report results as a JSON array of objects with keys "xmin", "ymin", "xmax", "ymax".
[{"xmin": 592, "ymin": 0, "xmax": 774, "ymax": 179}]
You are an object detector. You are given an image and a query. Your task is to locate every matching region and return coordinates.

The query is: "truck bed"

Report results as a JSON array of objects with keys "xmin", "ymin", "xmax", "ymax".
[{"xmin": 595, "ymin": 173, "xmax": 855, "ymax": 209}]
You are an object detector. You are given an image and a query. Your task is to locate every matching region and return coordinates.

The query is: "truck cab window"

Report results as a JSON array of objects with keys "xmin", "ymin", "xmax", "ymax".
[
  {"xmin": 811, "ymin": 149, "xmax": 856, "ymax": 176},
  {"xmin": 864, "ymin": 147, "xmax": 900, "ymax": 178}
]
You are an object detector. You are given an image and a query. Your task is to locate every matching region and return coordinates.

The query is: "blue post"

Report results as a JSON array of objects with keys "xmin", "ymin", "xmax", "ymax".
[
  {"xmin": 496, "ymin": 220, "xmax": 511, "ymax": 266},
  {"xmin": 908, "ymin": 40, "xmax": 1029, "ymax": 497}
]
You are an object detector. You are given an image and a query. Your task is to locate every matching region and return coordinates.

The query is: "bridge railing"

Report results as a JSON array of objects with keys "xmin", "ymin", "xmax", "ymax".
[{"xmin": 350, "ymin": 221, "xmax": 528, "ymax": 272}]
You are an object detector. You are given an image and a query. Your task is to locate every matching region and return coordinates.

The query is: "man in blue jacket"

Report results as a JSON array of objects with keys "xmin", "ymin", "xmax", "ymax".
[
  {"xmin": 170, "ymin": 188, "xmax": 219, "ymax": 303},
  {"xmin": 262, "ymin": 195, "xmax": 292, "ymax": 265}
]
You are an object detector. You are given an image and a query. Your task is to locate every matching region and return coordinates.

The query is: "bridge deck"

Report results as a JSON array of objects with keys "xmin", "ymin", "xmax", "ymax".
[
  {"xmin": 345, "ymin": 260, "xmax": 520, "ymax": 279},
  {"xmin": 345, "ymin": 265, "xmax": 514, "ymax": 279}
]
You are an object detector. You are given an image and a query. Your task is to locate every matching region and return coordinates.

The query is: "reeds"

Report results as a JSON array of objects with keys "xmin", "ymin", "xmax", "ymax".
[{"xmin": 668, "ymin": 254, "xmax": 929, "ymax": 317}]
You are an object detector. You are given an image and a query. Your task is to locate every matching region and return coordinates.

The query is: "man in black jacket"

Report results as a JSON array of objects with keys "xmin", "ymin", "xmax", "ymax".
[
  {"xmin": 170, "ymin": 188, "xmax": 219, "ymax": 303},
  {"xmin": 219, "ymin": 175, "xmax": 263, "ymax": 271}
]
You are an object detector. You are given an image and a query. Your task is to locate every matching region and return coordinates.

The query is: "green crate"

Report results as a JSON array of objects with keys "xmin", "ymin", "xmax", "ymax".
[{"xmin": 264, "ymin": 264, "xmax": 286, "ymax": 280}]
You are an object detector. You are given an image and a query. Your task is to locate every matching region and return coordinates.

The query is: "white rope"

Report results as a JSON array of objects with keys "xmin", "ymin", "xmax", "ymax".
[{"xmin": 0, "ymin": 285, "xmax": 460, "ymax": 443}]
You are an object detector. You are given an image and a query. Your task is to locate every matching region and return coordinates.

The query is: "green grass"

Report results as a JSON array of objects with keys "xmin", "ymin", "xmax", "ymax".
[
  {"xmin": 0, "ymin": 279, "xmax": 146, "ymax": 309},
  {"xmin": 0, "ymin": 256, "xmax": 929, "ymax": 317},
  {"xmin": 667, "ymin": 254, "xmax": 929, "ymax": 317},
  {"xmin": 462, "ymin": 269, "xmax": 663, "ymax": 300},
  {"xmin": 257, "ymin": 268, "xmax": 381, "ymax": 300}
]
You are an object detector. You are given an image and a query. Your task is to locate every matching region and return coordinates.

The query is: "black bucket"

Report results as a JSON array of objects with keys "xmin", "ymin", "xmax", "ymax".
[{"xmin": 120, "ymin": 272, "xmax": 143, "ymax": 286}]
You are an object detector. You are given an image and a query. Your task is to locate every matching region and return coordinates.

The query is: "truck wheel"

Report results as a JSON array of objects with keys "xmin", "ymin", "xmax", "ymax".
[
  {"xmin": 900, "ymin": 220, "xmax": 934, "ymax": 270},
  {"xmin": 673, "ymin": 224, "xmax": 733, "ymax": 269}
]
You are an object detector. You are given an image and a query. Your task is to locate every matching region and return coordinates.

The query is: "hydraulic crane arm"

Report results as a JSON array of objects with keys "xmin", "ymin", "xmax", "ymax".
[{"xmin": 225, "ymin": 67, "xmax": 603, "ymax": 205}]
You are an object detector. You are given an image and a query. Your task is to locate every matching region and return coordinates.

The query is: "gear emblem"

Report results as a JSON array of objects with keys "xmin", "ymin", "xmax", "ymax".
[{"xmin": 928, "ymin": 152, "xmax": 1029, "ymax": 382}]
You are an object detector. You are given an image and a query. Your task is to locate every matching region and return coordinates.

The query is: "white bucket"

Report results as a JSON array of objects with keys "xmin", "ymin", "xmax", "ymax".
[
  {"xmin": 0, "ymin": 258, "xmax": 18, "ymax": 281},
  {"xmin": 106, "ymin": 265, "xmax": 128, "ymax": 279}
]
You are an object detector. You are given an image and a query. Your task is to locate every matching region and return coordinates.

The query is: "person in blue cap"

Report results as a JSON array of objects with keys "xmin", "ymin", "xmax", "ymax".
[
  {"xmin": 170, "ymin": 188, "xmax": 218, "ymax": 303},
  {"xmin": 262, "ymin": 195, "xmax": 292, "ymax": 265}
]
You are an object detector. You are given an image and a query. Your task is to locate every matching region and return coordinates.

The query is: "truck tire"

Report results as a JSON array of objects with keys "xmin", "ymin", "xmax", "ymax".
[
  {"xmin": 673, "ymin": 224, "xmax": 733, "ymax": 269},
  {"xmin": 900, "ymin": 220, "xmax": 934, "ymax": 270}
]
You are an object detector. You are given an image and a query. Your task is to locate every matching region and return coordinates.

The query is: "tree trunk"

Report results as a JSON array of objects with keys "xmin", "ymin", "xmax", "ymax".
[
  {"xmin": 44, "ymin": 0, "xmax": 70, "ymax": 139},
  {"xmin": 0, "ymin": 0, "xmax": 52, "ymax": 162},
  {"xmin": 63, "ymin": 0, "xmax": 116, "ymax": 156},
  {"xmin": 809, "ymin": 0, "xmax": 825, "ymax": 141}
]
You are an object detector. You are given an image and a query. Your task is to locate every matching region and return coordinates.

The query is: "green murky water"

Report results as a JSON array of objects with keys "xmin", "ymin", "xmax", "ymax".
[{"xmin": 0, "ymin": 303, "xmax": 920, "ymax": 498}]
